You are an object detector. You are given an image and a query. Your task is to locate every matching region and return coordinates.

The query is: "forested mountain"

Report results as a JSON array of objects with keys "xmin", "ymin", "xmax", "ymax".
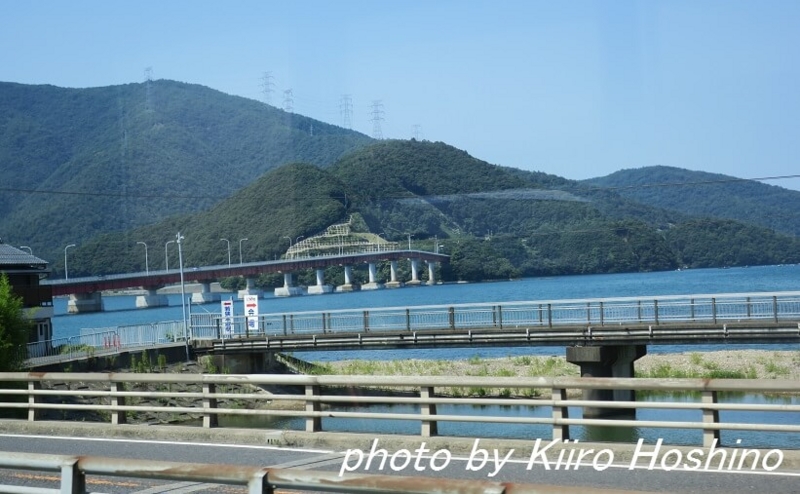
[
  {"xmin": 67, "ymin": 140, "xmax": 800, "ymax": 282},
  {"xmin": 3, "ymin": 80, "xmax": 798, "ymax": 281},
  {"xmin": 0, "ymin": 80, "xmax": 372, "ymax": 264},
  {"xmin": 584, "ymin": 166, "xmax": 800, "ymax": 237}
]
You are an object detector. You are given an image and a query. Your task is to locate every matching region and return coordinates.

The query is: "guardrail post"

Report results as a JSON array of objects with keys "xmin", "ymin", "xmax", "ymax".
[
  {"xmin": 448, "ymin": 307, "xmax": 455, "ymax": 330},
  {"xmin": 702, "ymin": 390, "xmax": 720, "ymax": 447},
  {"xmin": 248, "ymin": 470, "xmax": 272, "ymax": 494},
  {"xmin": 690, "ymin": 298, "xmax": 695, "ymax": 320},
  {"xmin": 654, "ymin": 300, "xmax": 659, "ymax": 325},
  {"xmin": 712, "ymin": 298, "xmax": 717, "ymax": 324},
  {"xmin": 599, "ymin": 301, "xmax": 604, "ymax": 326},
  {"xmin": 110, "ymin": 382, "xmax": 126, "ymax": 425},
  {"xmin": 552, "ymin": 387, "xmax": 569, "ymax": 441},
  {"xmin": 363, "ymin": 311, "xmax": 370, "ymax": 332},
  {"xmin": 28, "ymin": 380, "xmax": 41, "ymax": 421},
  {"xmin": 547, "ymin": 304, "xmax": 552, "ymax": 328},
  {"xmin": 406, "ymin": 309, "xmax": 411, "ymax": 331},
  {"xmin": 497, "ymin": 305, "xmax": 503, "ymax": 329},
  {"xmin": 203, "ymin": 383, "xmax": 218, "ymax": 428},
  {"xmin": 305, "ymin": 385, "xmax": 322, "ymax": 432},
  {"xmin": 420, "ymin": 386, "xmax": 438, "ymax": 437},
  {"xmin": 322, "ymin": 313, "xmax": 327, "ymax": 333},
  {"xmin": 773, "ymin": 296, "xmax": 779, "ymax": 322},
  {"xmin": 746, "ymin": 297, "xmax": 751, "ymax": 318},
  {"xmin": 60, "ymin": 458, "xmax": 86, "ymax": 494}
]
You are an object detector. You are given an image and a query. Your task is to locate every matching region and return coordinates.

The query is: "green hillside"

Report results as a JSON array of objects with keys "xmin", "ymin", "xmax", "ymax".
[
  {"xmin": 68, "ymin": 140, "xmax": 800, "ymax": 282},
  {"xmin": 0, "ymin": 80, "xmax": 372, "ymax": 263},
  {"xmin": 584, "ymin": 166, "xmax": 800, "ymax": 237}
]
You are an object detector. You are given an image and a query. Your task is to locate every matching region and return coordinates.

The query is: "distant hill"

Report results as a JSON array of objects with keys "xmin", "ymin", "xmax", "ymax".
[
  {"xmin": 70, "ymin": 141, "xmax": 800, "ymax": 281},
  {"xmin": 583, "ymin": 166, "xmax": 800, "ymax": 237},
  {"xmin": 0, "ymin": 80, "xmax": 372, "ymax": 263}
]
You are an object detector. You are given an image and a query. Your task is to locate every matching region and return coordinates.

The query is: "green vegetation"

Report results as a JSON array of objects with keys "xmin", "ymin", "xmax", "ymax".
[
  {"xmin": 0, "ymin": 273, "xmax": 31, "ymax": 371},
  {"xmin": 4, "ymin": 81, "xmax": 800, "ymax": 281}
]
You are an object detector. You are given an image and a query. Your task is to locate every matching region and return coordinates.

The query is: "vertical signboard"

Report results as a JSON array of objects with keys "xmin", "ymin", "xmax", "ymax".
[
  {"xmin": 221, "ymin": 299, "xmax": 234, "ymax": 338},
  {"xmin": 244, "ymin": 294, "xmax": 259, "ymax": 335}
]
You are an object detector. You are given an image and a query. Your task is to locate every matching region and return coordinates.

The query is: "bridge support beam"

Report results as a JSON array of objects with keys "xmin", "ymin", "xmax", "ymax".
[
  {"xmin": 566, "ymin": 345, "xmax": 647, "ymax": 418},
  {"xmin": 336, "ymin": 265, "xmax": 358, "ymax": 292},
  {"xmin": 361, "ymin": 262, "xmax": 384, "ymax": 290},
  {"xmin": 308, "ymin": 269, "xmax": 333, "ymax": 295},
  {"xmin": 67, "ymin": 292, "xmax": 104, "ymax": 313},
  {"xmin": 385, "ymin": 260, "xmax": 403, "ymax": 288},
  {"xmin": 407, "ymin": 258, "xmax": 422, "ymax": 286},
  {"xmin": 193, "ymin": 281, "xmax": 220, "ymax": 304},
  {"xmin": 237, "ymin": 277, "xmax": 262, "ymax": 299},
  {"xmin": 426, "ymin": 261, "xmax": 437, "ymax": 285},
  {"xmin": 275, "ymin": 273, "xmax": 304, "ymax": 297},
  {"xmin": 135, "ymin": 288, "xmax": 168, "ymax": 308}
]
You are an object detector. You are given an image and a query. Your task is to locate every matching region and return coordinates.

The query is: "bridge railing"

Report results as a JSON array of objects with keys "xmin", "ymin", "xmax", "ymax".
[
  {"xmin": 25, "ymin": 321, "xmax": 186, "ymax": 365},
  {"xmin": 1, "ymin": 372, "xmax": 798, "ymax": 449},
  {"xmin": 190, "ymin": 291, "xmax": 800, "ymax": 339},
  {"xmin": 0, "ymin": 451, "xmax": 639, "ymax": 494}
]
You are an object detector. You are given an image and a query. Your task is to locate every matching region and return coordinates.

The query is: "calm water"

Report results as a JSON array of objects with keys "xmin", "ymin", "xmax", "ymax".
[
  {"xmin": 51, "ymin": 265, "xmax": 800, "ymax": 448},
  {"xmin": 53, "ymin": 264, "xmax": 800, "ymax": 359}
]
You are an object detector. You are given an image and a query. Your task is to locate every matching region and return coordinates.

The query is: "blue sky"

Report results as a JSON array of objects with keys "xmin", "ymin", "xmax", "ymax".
[{"xmin": 2, "ymin": 0, "xmax": 799, "ymax": 190}]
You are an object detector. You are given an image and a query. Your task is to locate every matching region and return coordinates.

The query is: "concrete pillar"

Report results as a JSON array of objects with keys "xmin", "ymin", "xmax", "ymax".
[
  {"xmin": 426, "ymin": 261, "xmax": 437, "ymax": 285},
  {"xmin": 308, "ymin": 269, "xmax": 333, "ymax": 295},
  {"xmin": 565, "ymin": 345, "xmax": 647, "ymax": 418},
  {"xmin": 407, "ymin": 258, "xmax": 422, "ymax": 286},
  {"xmin": 336, "ymin": 265, "xmax": 358, "ymax": 292},
  {"xmin": 386, "ymin": 260, "xmax": 403, "ymax": 288},
  {"xmin": 362, "ymin": 262, "xmax": 384, "ymax": 290},
  {"xmin": 237, "ymin": 277, "xmax": 262, "ymax": 299},
  {"xmin": 275, "ymin": 272, "xmax": 303, "ymax": 297},
  {"xmin": 67, "ymin": 292, "xmax": 104, "ymax": 313},
  {"xmin": 194, "ymin": 281, "xmax": 221, "ymax": 303},
  {"xmin": 135, "ymin": 288, "xmax": 168, "ymax": 308}
]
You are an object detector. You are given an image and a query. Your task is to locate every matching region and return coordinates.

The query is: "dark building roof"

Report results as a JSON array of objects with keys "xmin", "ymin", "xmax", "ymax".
[{"xmin": 0, "ymin": 240, "xmax": 49, "ymax": 271}]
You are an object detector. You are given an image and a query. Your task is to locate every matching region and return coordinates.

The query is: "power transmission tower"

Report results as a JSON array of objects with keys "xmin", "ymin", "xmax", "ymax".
[
  {"xmin": 260, "ymin": 72, "xmax": 275, "ymax": 105},
  {"xmin": 412, "ymin": 124, "xmax": 423, "ymax": 140},
  {"xmin": 340, "ymin": 94, "xmax": 353, "ymax": 129},
  {"xmin": 283, "ymin": 89, "xmax": 294, "ymax": 112},
  {"xmin": 144, "ymin": 67, "xmax": 154, "ymax": 113},
  {"xmin": 370, "ymin": 100, "xmax": 384, "ymax": 140}
]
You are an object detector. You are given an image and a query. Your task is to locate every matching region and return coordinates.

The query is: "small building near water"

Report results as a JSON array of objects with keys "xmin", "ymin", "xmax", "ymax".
[{"xmin": 0, "ymin": 239, "xmax": 53, "ymax": 354}]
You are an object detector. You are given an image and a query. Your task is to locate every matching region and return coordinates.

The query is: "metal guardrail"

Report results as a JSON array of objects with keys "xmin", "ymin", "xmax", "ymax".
[
  {"xmin": 1, "ymin": 373, "xmax": 798, "ymax": 448},
  {"xmin": 0, "ymin": 451, "xmax": 644, "ymax": 494},
  {"xmin": 190, "ymin": 291, "xmax": 800, "ymax": 349}
]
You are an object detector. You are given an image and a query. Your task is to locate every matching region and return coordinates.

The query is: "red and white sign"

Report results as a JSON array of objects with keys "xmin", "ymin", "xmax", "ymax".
[{"xmin": 244, "ymin": 295, "xmax": 259, "ymax": 333}]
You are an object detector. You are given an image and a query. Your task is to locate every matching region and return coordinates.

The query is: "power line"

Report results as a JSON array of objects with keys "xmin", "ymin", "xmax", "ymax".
[{"xmin": 370, "ymin": 100, "xmax": 384, "ymax": 139}]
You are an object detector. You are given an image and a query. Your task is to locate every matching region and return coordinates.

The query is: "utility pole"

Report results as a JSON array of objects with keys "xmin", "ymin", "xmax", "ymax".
[
  {"xmin": 340, "ymin": 94, "xmax": 353, "ymax": 129},
  {"xmin": 260, "ymin": 71, "xmax": 275, "ymax": 105},
  {"xmin": 370, "ymin": 100, "xmax": 384, "ymax": 140}
]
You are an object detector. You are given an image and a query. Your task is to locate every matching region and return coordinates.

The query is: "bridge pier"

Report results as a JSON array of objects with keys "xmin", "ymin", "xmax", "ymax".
[
  {"xmin": 67, "ymin": 292, "xmax": 104, "ymax": 313},
  {"xmin": 237, "ymin": 277, "xmax": 262, "ymax": 299},
  {"xmin": 385, "ymin": 260, "xmax": 403, "ymax": 288},
  {"xmin": 407, "ymin": 258, "xmax": 422, "ymax": 286},
  {"xmin": 426, "ymin": 261, "xmax": 437, "ymax": 285},
  {"xmin": 193, "ymin": 281, "xmax": 221, "ymax": 304},
  {"xmin": 275, "ymin": 273, "xmax": 303, "ymax": 297},
  {"xmin": 336, "ymin": 265, "xmax": 359, "ymax": 292},
  {"xmin": 361, "ymin": 262, "xmax": 384, "ymax": 290},
  {"xmin": 307, "ymin": 269, "xmax": 333, "ymax": 295},
  {"xmin": 566, "ymin": 345, "xmax": 647, "ymax": 418},
  {"xmin": 135, "ymin": 288, "xmax": 168, "ymax": 308}
]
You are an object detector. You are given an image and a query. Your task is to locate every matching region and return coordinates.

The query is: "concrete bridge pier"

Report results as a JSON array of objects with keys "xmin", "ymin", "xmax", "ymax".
[
  {"xmin": 361, "ymin": 262, "xmax": 384, "ymax": 290},
  {"xmin": 67, "ymin": 292, "xmax": 104, "ymax": 313},
  {"xmin": 193, "ymin": 281, "xmax": 221, "ymax": 303},
  {"xmin": 275, "ymin": 273, "xmax": 304, "ymax": 297},
  {"xmin": 135, "ymin": 288, "xmax": 168, "ymax": 308},
  {"xmin": 336, "ymin": 265, "xmax": 359, "ymax": 292},
  {"xmin": 566, "ymin": 345, "xmax": 647, "ymax": 418},
  {"xmin": 385, "ymin": 260, "xmax": 403, "ymax": 288},
  {"xmin": 307, "ymin": 269, "xmax": 333, "ymax": 295},
  {"xmin": 426, "ymin": 261, "xmax": 437, "ymax": 285},
  {"xmin": 407, "ymin": 258, "xmax": 422, "ymax": 286},
  {"xmin": 237, "ymin": 277, "xmax": 262, "ymax": 299}
]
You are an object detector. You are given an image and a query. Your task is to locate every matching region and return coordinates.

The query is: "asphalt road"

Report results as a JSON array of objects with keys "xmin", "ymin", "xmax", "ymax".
[{"xmin": 2, "ymin": 433, "xmax": 800, "ymax": 493}]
